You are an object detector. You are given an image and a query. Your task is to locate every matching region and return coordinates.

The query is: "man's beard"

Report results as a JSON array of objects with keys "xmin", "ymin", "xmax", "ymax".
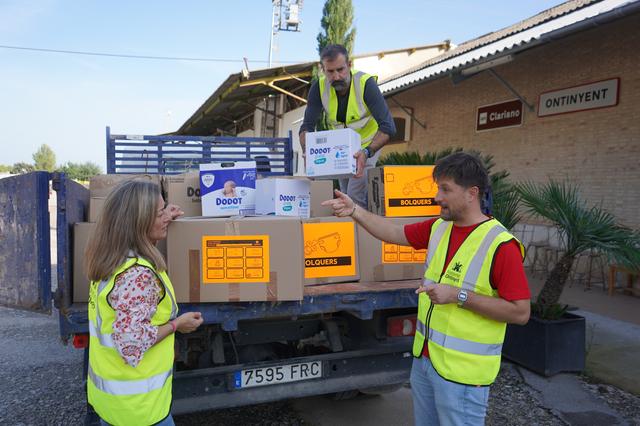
[
  {"xmin": 439, "ymin": 205, "xmax": 458, "ymax": 222},
  {"xmin": 331, "ymin": 80, "xmax": 349, "ymax": 91}
]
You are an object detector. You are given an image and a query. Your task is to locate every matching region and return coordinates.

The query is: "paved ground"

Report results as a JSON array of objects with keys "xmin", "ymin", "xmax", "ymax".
[
  {"xmin": 580, "ymin": 309, "xmax": 640, "ymax": 396},
  {"xmin": 528, "ymin": 274, "xmax": 640, "ymax": 396},
  {"xmin": 2, "ymin": 300, "xmax": 639, "ymax": 425}
]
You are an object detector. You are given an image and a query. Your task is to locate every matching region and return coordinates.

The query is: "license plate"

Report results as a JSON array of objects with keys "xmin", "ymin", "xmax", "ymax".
[{"xmin": 234, "ymin": 361, "xmax": 322, "ymax": 389}]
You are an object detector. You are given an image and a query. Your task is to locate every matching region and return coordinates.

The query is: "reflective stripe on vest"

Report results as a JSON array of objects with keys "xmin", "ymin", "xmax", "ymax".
[
  {"xmin": 422, "ymin": 219, "xmax": 449, "ymax": 285},
  {"xmin": 319, "ymin": 70, "xmax": 378, "ymax": 147},
  {"xmin": 415, "ymin": 219, "xmax": 450, "ymax": 345},
  {"xmin": 90, "ymin": 279, "xmax": 113, "ymax": 347},
  {"xmin": 416, "ymin": 316, "xmax": 426, "ymax": 336},
  {"xmin": 89, "ymin": 319, "xmax": 114, "ymax": 348},
  {"xmin": 88, "ymin": 364, "xmax": 172, "ymax": 396},
  {"xmin": 428, "ymin": 328, "xmax": 503, "ymax": 356},
  {"xmin": 460, "ymin": 223, "xmax": 507, "ymax": 291}
]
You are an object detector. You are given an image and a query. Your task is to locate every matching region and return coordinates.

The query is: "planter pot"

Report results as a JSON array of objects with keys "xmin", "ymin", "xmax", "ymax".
[{"xmin": 502, "ymin": 312, "xmax": 585, "ymax": 376}]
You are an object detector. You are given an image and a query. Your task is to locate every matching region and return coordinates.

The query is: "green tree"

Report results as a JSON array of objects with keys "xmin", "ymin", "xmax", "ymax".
[
  {"xmin": 57, "ymin": 161, "xmax": 102, "ymax": 181},
  {"xmin": 0, "ymin": 164, "xmax": 11, "ymax": 173},
  {"xmin": 32, "ymin": 144, "xmax": 57, "ymax": 172},
  {"xmin": 314, "ymin": 0, "xmax": 357, "ymax": 131},
  {"xmin": 317, "ymin": 0, "xmax": 356, "ymax": 56},
  {"xmin": 517, "ymin": 180, "xmax": 640, "ymax": 318},
  {"xmin": 10, "ymin": 162, "xmax": 35, "ymax": 174}
]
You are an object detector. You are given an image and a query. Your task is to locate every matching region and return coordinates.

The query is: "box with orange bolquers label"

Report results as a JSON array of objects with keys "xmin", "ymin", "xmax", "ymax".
[
  {"xmin": 302, "ymin": 217, "xmax": 359, "ymax": 285},
  {"xmin": 367, "ymin": 166, "xmax": 441, "ymax": 217},
  {"xmin": 357, "ymin": 217, "xmax": 431, "ymax": 282},
  {"xmin": 167, "ymin": 216, "xmax": 304, "ymax": 302}
]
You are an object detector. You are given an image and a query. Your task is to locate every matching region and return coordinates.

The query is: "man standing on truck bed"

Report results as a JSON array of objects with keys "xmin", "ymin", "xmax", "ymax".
[
  {"xmin": 322, "ymin": 152, "xmax": 531, "ymax": 426},
  {"xmin": 299, "ymin": 43, "xmax": 396, "ymax": 208}
]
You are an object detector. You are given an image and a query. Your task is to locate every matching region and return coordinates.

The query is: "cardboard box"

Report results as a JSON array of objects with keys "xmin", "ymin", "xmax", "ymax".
[
  {"xmin": 167, "ymin": 216, "xmax": 304, "ymax": 302},
  {"xmin": 256, "ymin": 177, "xmax": 311, "ymax": 218},
  {"xmin": 305, "ymin": 128, "xmax": 360, "ymax": 179},
  {"xmin": 163, "ymin": 171, "xmax": 201, "ymax": 217},
  {"xmin": 73, "ymin": 222, "xmax": 95, "ymax": 302},
  {"xmin": 303, "ymin": 217, "xmax": 359, "ymax": 285},
  {"xmin": 88, "ymin": 197, "xmax": 106, "ymax": 222},
  {"xmin": 368, "ymin": 166, "xmax": 441, "ymax": 217},
  {"xmin": 89, "ymin": 174, "xmax": 161, "ymax": 198},
  {"xmin": 357, "ymin": 217, "xmax": 430, "ymax": 282},
  {"xmin": 200, "ymin": 161, "xmax": 257, "ymax": 217},
  {"xmin": 310, "ymin": 180, "xmax": 334, "ymax": 217}
]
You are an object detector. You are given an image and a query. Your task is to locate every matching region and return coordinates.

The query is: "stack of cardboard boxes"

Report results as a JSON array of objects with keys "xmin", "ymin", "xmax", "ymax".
[
  {"xmin": 360, "ymin": 165, "xmax": 440, "ymax": 281},
  {"xmin": 72, "ymin": 130, "xmax": 440, "ymax": 305}
]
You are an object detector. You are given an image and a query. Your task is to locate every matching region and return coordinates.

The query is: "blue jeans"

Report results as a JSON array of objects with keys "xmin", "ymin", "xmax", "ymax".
[
  {"xmin": 100, "ymin": 414, "xmax": 175, "ymax": 426},
  {"xmin": 410, "ymin": 357, "xmax": 490, "ymax": 426}
]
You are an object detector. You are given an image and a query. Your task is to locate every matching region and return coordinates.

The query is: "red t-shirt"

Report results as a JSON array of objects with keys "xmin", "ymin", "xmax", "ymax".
[{"xmin": 404, "ymin": 218, "xmax": 530, "ymax": 358}]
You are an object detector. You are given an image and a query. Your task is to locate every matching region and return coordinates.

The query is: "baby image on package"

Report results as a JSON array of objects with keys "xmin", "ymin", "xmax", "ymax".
[
  {"xmin": 222, "ymin": 180, "xmax": 237, "ymax": 197},
  {"xmin": 199, "ymin": 161, "xmax": 256, "ymax": 217}
]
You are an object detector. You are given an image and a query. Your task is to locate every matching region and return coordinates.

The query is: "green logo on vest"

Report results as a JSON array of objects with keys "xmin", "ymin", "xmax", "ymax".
[{"xmin": 444, "ymin": 262, "xmax": 463, "ymax": 283}]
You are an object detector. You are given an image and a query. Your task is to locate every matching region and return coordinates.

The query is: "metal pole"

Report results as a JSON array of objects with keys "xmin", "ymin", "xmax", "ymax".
[
  {"xmin": 268, "ymin": 1, "xmax": 278, "ymax": 68},
  {"xmin": 488, "ymin": 69, "xmax": 535, "ymax": 112}
]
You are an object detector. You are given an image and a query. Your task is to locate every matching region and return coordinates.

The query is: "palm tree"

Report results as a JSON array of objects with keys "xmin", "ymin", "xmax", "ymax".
[
  {"xmin": 517, "ymin": 180, "xmax": 640, "ymax": 318},
  {"xmin": 378, "ymin": 148, "xmax": 522, "ymax": 230}
]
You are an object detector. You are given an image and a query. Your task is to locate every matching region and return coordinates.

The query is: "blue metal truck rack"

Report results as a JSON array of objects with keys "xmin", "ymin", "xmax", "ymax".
[{"xmin": 0, "ymin": 128, "xmax": 420, "ymax": 421}]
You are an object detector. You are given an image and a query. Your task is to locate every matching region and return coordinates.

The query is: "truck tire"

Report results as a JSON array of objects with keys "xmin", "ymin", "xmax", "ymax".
[{"xmin": 359, "ymin": 383, "xmax": 404, "ymax": 395}]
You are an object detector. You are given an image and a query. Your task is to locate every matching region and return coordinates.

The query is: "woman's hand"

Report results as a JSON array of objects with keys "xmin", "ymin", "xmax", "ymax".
[
  {"xmin": 166, "ymin": 204, "xmax": 185, "ymax": 220},
  {"xmin": 175, "ymin": 312, "xmax": 203, "ymax": 333}
]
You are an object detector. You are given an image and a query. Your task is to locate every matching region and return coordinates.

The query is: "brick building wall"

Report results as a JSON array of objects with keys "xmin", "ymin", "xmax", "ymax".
[{"xmin": 382, "ymin": 13, "xmax": 640, "ymax": 229}]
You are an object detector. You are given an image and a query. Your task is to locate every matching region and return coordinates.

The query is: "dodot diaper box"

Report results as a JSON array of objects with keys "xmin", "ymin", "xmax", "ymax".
[
  {"xmin": 200, "ymin": 161, "xmax": 257, "ymax": 217},
  {"xmin": 305, "ymin": 128, "xmax": 361, "ymax": 179},
  {"xmin": 255, "ymin": 177, "xmax": 311, "ymax": 218}
]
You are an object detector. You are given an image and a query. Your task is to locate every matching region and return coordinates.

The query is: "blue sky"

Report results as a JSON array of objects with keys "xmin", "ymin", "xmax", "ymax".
[{"xmin": 0, "ymin": 0, "xmax": 565, "ymax": 170}]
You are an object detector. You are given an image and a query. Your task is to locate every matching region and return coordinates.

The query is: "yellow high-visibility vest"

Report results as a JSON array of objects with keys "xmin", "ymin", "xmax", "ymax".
[
  {"xmin": 87, "ymin": 255, "xmax": 178, "ymax": 426},
  {"xmin": 319, "ymin": 70, "xmax": 379, "ymax": 148},
  {"xmin": 413, "ymin": 218, "xmax": 525, "ymax": 385}
]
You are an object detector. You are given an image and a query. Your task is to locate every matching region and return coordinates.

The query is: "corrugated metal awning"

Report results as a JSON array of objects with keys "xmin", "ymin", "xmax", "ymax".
[{"xmin": 380, "ymin": 0, "xmax": 636, "ymax": 95}]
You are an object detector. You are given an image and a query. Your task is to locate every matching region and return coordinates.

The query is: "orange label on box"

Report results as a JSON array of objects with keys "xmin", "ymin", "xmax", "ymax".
[
  {"xmin": 384, "ymin": 166, "xmax": 441, "ymax": 217},
  {"xmin": 382, "ymin": 241, "xmax": 427, "ymax": 264},
  {"xmin": 201, "ymin": 235, "xmax": 270, "ymax": 283},
  {"xmin": 303, "ymin": 222, "xmax": 356, "ymax": 278}
]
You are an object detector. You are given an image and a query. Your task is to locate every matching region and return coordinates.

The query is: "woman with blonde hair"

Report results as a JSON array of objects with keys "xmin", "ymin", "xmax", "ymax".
[{"xmin": 84, "ymin": 179, "xmax": 202, "ymax": 426}]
